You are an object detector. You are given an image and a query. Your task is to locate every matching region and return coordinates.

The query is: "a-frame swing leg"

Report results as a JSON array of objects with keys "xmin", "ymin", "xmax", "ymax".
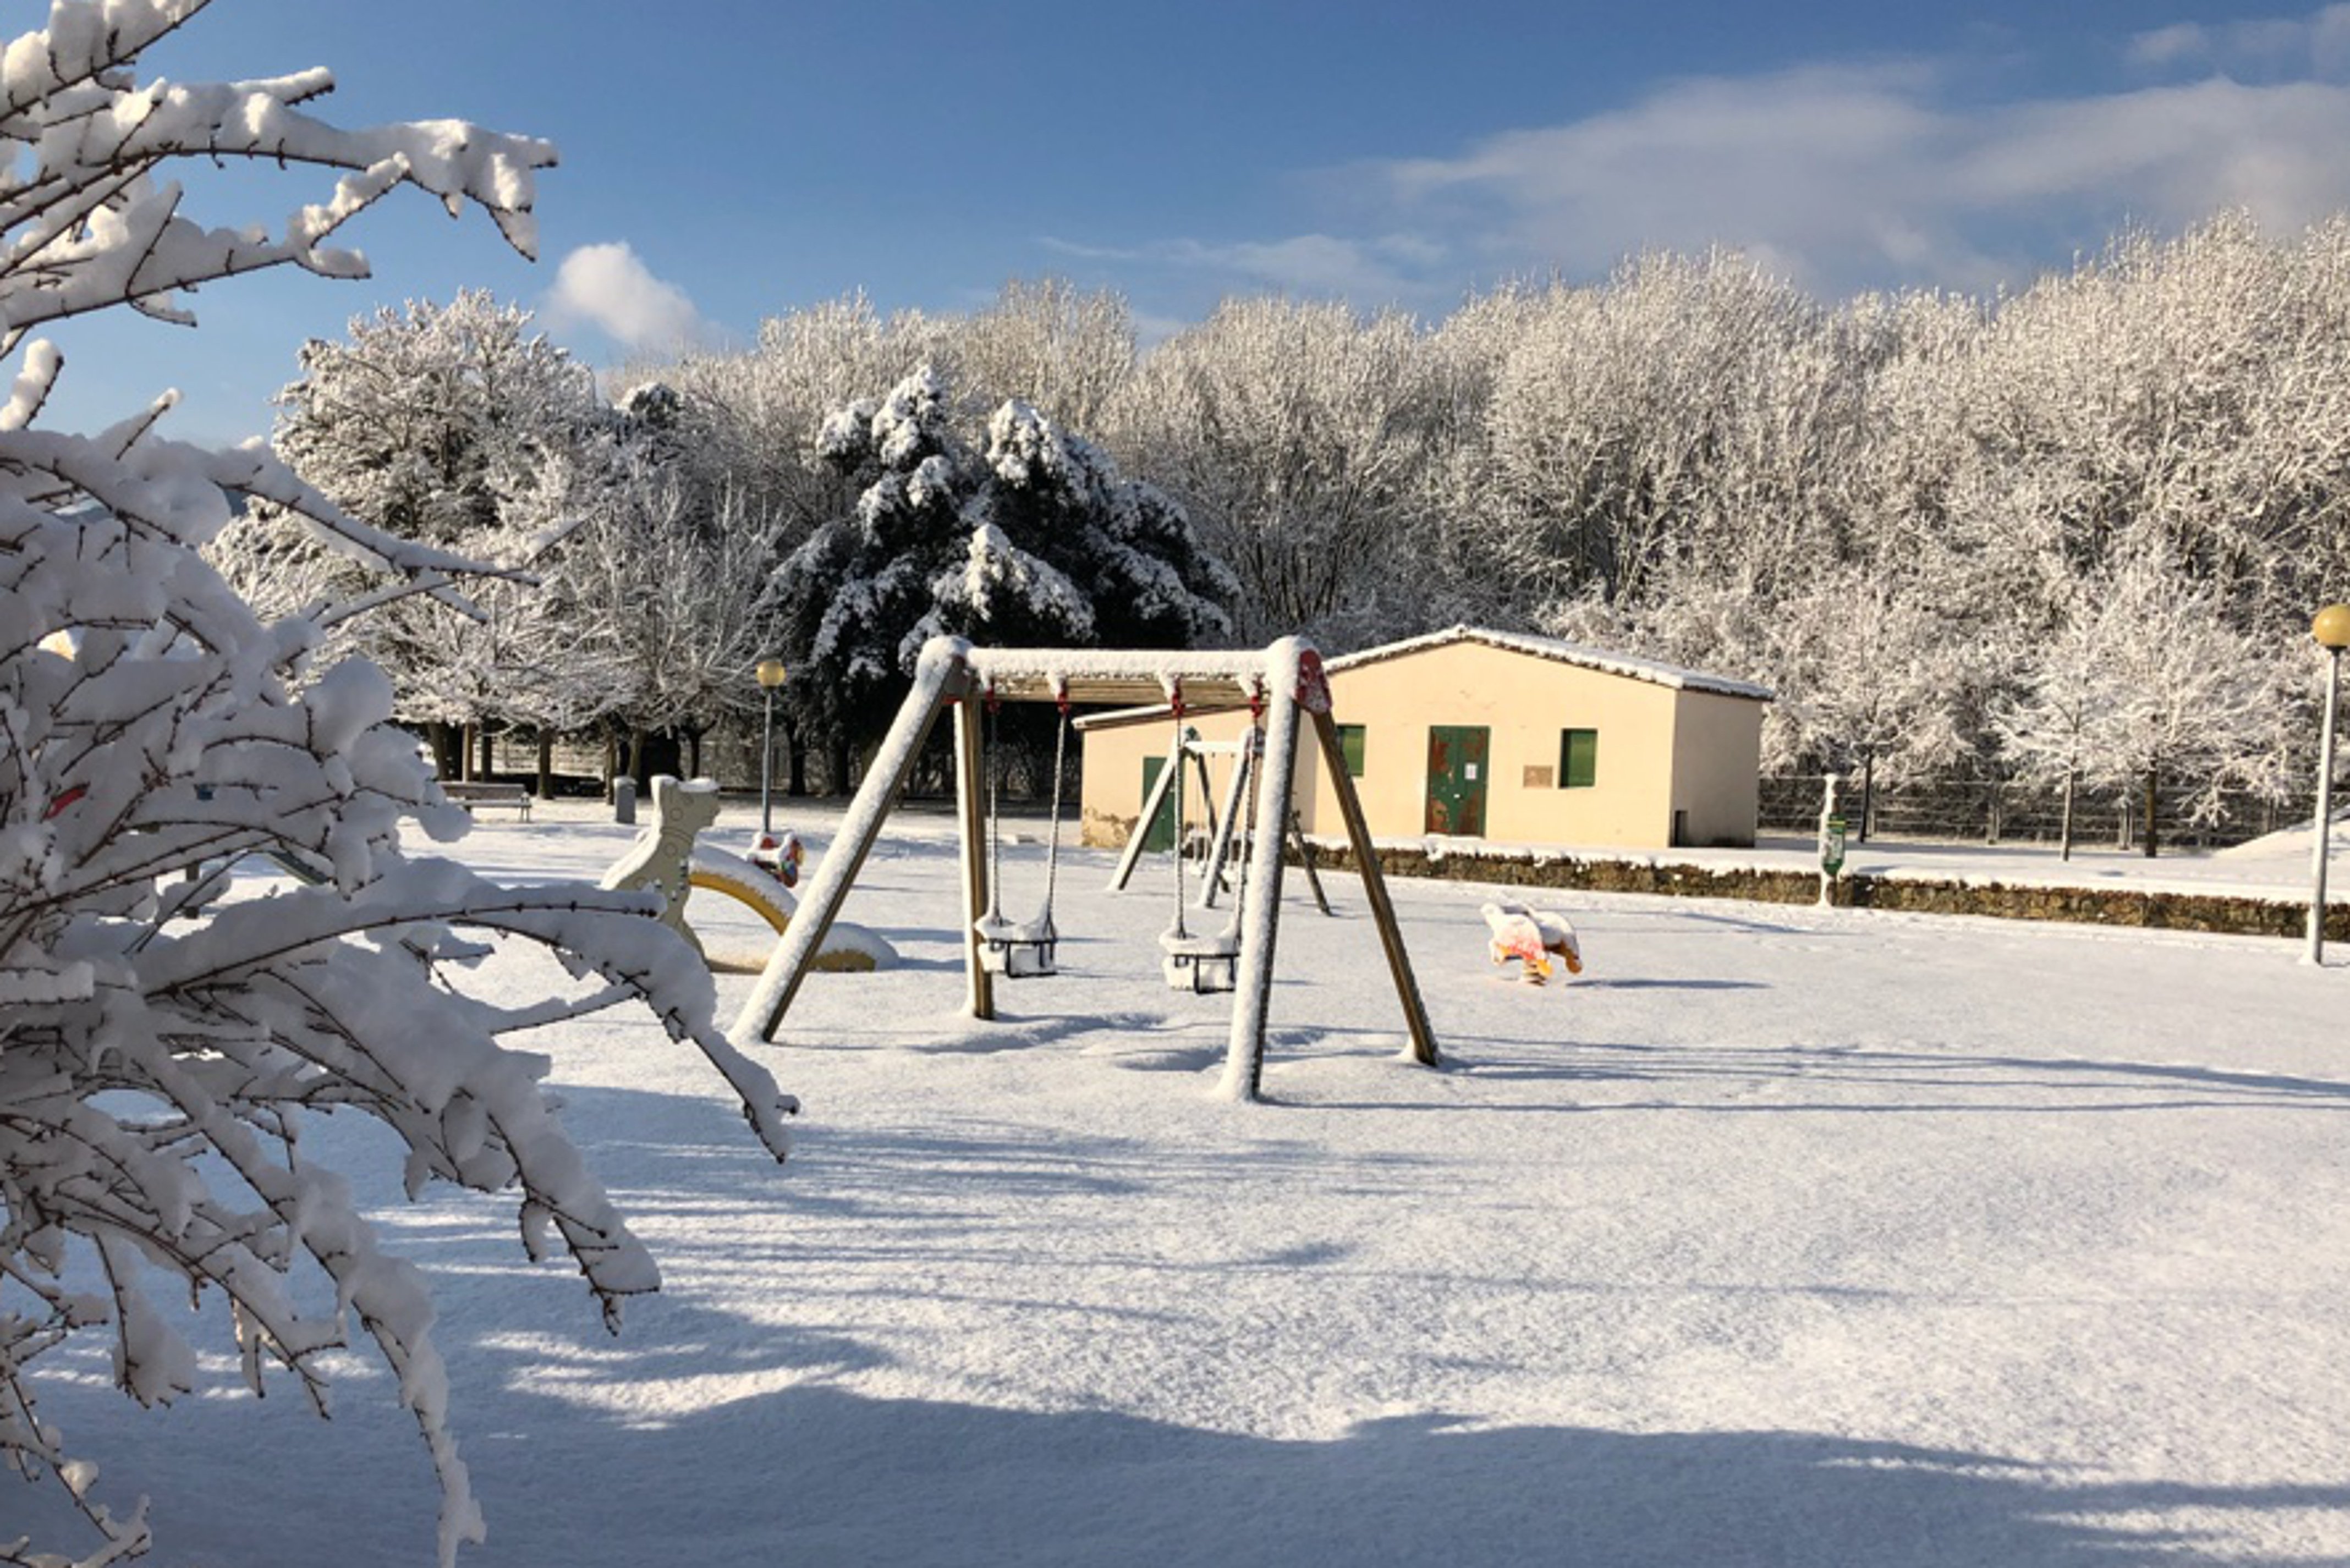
[
  {"xmin": 1188, "ymin": 744, "xmax": 1222, "ymax": 857},
  {"xmin": 1196, "ymin": 733, "xmax": 1255, "ymax": 911},
  {"xmin": 1218, "ymin": 679, "xmax": 1302, "ymax": 1103},
  {"xmin": 1311, "ymin": 707, "xmax": 1437, "ymax": 1068},
  {"xmin": 954, "ymin": 692, "xmax": 996, "ymax": 1020},
  {"xmin": 1288, "ymin": 810, "xmax": 1333, "ymax": 916},
  {"xmin": 1108, "ymin": 724, "xmax": 1195, "ymax": 892},
  {"xmin": 732, "ymin": 647, "xmax": 969, "ymax": 1046}
]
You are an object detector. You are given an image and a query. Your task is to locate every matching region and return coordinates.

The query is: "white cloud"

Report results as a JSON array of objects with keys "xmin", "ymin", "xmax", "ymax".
[
  {"xmin": 2128, "ymin": 5, "xmax": 2350, "ymax": 76},
  {"xmin": 1042, "ymin": 231, "xmax": 1451, "ymax": 310},
  {"xmin": 1354, "ymin": 49, "xmax": 2350, "ymax": 299},
  {"xmin": 2126, "ymin": 23, "xmax": 2217, "ymax": 73},
  {"xmin": 1063, "ymin": 7, "xmax": 2350, "ymax": 311},
  {"xmin": 545, "ymin": 241, "xmax": 708, "ymax": 352}
]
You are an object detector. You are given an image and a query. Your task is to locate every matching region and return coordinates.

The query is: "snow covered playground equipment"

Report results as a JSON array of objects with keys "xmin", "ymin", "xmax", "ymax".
[
  {"xmin": 731, "ymin": 635, "xmax": 1438, "ymax": 1102},
  {"xmin": 600, "ymin": 774, "xmax": 885, "ymax": 971}
]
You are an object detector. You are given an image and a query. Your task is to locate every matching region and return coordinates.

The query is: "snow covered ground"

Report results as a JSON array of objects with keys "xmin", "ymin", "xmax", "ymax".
[{"xmin": 27, "ymin": 800, "xmax": 2350, "ymax": 1565}]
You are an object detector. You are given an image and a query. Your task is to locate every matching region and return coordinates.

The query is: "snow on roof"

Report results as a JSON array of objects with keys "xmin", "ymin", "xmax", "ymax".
[
  {"xmin": 1325, "ymin": 625, "xmax": 1775, "ymax": 701},
  {"xmin": 1072, "ymin": 625, "xmax": 1771, "ymax": 730}
]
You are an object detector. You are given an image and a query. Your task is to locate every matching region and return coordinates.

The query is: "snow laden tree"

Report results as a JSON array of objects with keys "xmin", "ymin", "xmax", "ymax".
[
  {"xmin": 940, "ymin": 276, "xmax": 1135, "ymax": 438},
  {"xmin": 1472, "ymin": 253, "xmax": 1840, "ymax": 619},
  {"xmin": 0, "ymin": 7, "xmax": 795, "ymax": 1566},
  {"xmin": 535, "ymin": 392, "xmax": 784, "ymax": 785},
  {"xmin": 773, "ymin": 365, "xmax": 1234, "ymax": 781},
  {"xmin": 645, "ymin": 291, "xmax": 941, "ymax": 558},
  {"xmin": 1761, "ymin": 565, "xmax": 1985, "ymax": 839},
  {"xmin": 1998, "ymin": 553, "xmax": 2298, "ymax": 856},
  {"xmin": 256, "ymin": 289, "xmax": 608, "ymax": 775},
  {"xmin": 1107, "ymin": 296, "xmax": 1445, "ymax": 646}
]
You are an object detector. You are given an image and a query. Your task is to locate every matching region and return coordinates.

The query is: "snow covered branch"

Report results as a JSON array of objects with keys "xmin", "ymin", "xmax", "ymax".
[{"xmin": 0, "ymin": 7, "xmax": 790, "ymax": 1566}]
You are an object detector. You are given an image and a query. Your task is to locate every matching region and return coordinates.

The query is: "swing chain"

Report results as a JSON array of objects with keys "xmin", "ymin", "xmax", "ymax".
[{"xmin": 981, "ymin": 683, "xmax": 1003, "ymax": 922}]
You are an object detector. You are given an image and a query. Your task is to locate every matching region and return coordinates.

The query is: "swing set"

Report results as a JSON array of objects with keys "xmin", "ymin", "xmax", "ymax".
[
  {"xmin": 1154, "ymin": 698, "xmax": 1258, "ymax": 994},
  {"xmin": 1105, "ymin": 712, "xmax": 1332, "ymax": 932},
  {"xmin": 969, "ymin": 686, "xmax": 1069, "ymax": 978},
  {"xmin": 728, "ymin": 635, "xmax": 1436, "ymax": 1103}
]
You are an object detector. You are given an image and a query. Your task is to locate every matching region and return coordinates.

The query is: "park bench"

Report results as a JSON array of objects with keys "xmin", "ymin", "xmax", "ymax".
[{"xmin": 438, "ymin": 780, "xmax": 534, "ymax": 821}]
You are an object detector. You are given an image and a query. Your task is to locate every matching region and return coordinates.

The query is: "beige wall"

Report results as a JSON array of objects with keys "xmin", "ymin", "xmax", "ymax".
[
  {"xmin": 1668, "ymin": 689, "xmax": 1764, "ymax": 848},
  {"xmin": 1078, "ymin": 708, "xmax": 1259, "ymax": 849},
  {"xmin": 1311, "ymin": 642, "xmax": 1685, "ymax": 846},
  {"xmin": 1079, "ymin": 640, "xmax": 1765, "ymax": 851}
]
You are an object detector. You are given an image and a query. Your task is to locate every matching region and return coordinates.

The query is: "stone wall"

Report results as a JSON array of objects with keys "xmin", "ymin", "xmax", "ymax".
[{"xmin": 1295, "ymin": 840, "xmax": 2346, "ymax": 942}]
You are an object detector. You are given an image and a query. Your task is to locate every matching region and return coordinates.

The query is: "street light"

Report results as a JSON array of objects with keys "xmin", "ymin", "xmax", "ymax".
[
  {"xmin": 756, "ymin": 657, "xmax": 788, "ymax": 837},
  {"xmin": 2308, "ymin": 606, "xmax": 2350, "ymax": 963}
]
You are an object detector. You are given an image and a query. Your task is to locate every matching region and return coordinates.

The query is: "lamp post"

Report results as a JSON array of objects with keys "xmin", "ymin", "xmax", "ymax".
[
  {"xmin": 756, "ymin": 657, "xmax": 788, "ymax": 837},
  {"xmin": 2308, "ymin": 606, "xmax": 2350, "ymax": 963}
]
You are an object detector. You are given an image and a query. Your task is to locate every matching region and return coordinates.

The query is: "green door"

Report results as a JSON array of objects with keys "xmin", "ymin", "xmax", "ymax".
[
  {"xmin": 1140, "ymin": 755, "xmax": 1177, "ymax": 851},
  {"xmin": 1425, "ymin": 725, "xmax": 1490, "ymax": 836}
]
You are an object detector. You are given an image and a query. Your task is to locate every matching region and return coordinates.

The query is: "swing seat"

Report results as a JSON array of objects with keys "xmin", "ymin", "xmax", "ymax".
[
  {"xmin": 976, "ymin": 910, "xmax": 1058, "ymax": 977},
  {"xmin": 1160, "ymin": 928, "xmax": 1239, "ymax": 993}
]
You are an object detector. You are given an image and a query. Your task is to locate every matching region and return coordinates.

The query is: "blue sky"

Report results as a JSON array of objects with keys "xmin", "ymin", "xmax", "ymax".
[{"xmin": 37, "ymin": 0, "xmax": 2350, "ymax": 444}]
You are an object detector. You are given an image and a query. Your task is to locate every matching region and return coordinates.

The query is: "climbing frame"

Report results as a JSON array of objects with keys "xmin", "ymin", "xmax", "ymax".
[{"xmin": 728, "ymin": 634, "xmax": 1437, "ymax": 1102}]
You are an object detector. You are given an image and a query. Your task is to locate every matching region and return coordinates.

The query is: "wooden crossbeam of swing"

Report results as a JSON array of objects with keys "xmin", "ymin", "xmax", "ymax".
[{"xmin": 957, "ymin": 659, "xmax": 1272, "ymax": 712}]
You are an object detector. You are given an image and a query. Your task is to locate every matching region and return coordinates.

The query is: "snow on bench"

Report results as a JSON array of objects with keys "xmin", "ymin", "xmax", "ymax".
[{"xmin": 439, "ymin": 780, "xmax": 534, "ymax": 820}]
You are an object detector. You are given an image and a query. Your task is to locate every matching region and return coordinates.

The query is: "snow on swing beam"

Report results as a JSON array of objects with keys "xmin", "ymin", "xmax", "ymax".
[{"xmin": 728, "ymin": 635, "xmax": 1438, "ymax": 1101}]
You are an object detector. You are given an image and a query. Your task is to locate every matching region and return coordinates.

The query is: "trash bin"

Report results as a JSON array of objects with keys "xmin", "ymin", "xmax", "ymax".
[{"xmin": 613, "ymin": 777, "xmax": 637, "ymax": 824}]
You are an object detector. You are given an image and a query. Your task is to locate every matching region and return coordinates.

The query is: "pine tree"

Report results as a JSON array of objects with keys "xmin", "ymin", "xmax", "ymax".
[{"xmin": 773, "ymin": 366, "xmax": 1233, "ymax": 771}]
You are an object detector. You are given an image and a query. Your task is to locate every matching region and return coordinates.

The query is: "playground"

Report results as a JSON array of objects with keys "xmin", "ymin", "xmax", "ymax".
[{"xmin": 34, "ymin": 797, "xmax": 2350, "ymax": 1566}]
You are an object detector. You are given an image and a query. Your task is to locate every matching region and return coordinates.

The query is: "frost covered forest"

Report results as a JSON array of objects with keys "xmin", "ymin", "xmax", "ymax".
[
  {"xmin": 13, "ymin": 5, "xmax": 2350, "ymax": 1566},
  {"xmin": 235, "ymin": 217, "xmax": 2350, "ymax": 838}
]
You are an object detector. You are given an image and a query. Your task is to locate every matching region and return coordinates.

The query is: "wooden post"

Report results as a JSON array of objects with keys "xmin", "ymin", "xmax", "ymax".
[
  {"xmin": 1221, "ymin": 680, "xmax": 1300, "ymax": 1103},
  {"xmin": 1108, "ymin": 726, "xmax": 1191, "ymax": 892},
  {"xmin": 1196, "ymin": 731, "xmax": 1255, "ymax": 910},
  {"xmin": 956, "ymin": 694, "xmax": 995, "ymax": 1020},
  {"xmin": 1288, "ymin": 811, "xmax": 1333, "ymax": 917},
  {"xmin": 1188, "ymin": 744, "xmax": 1221, "ymax": 852},
  {"xmin": 732, "ymin": 647, "xmax": 967, "ymax": 1046},
  {"xmin": 1312, "ymin": 707, "xmax": 1437, "ymax": 1069}
]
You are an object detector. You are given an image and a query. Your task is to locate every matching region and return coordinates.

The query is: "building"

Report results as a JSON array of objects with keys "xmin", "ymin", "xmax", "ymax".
[{"xmin": 1075, "ymin": 625, "xmax": 1774, "ymax": 852}]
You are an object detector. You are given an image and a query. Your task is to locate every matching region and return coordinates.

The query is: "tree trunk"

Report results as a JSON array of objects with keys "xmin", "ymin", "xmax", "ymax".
[
  {"xmin": 632, "ymin": 729, "xmax": 682, "ymax": 785},
  {"xmin": 827, "ymin": 731, "xmax": 852, "ymax": 797},
  {"xmin": 601, "ymin": 728, "xmax": 619, "ymax": 800},
  {"xmin": 460, "ymin": 722, "xmax": 477, "ymax": 782},
  {"xmin": 2059, "ymin": 767, "xmax": 2076, "ymax": 862},
  {"xmin": 2142, "ymin": 763, "xmax": 2161, "ymax": 859},
  {"xmin": 477, "ymin": 723, "xmax": 495, "ymax": 780},
  {"xmin": 535, "ymin": 729, "xmax": 555, "ymax": 800},
  {"xmin": 784, "ymin": 715, "xmax": 807, "ymax": 797},
  {"xmin": 424, "ymin": 720, "xmax": 463, "ymax": 781},
  {"xmin": 685, "ymin": 726, "xmax": 704, "ymax": 779},
  {"xmin": 1858, "ymin": 751, "xmax": 1876, "ymax": 843}
]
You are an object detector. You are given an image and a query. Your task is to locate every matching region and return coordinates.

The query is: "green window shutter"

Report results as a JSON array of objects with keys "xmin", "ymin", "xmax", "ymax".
[
  {"xmin": 1560, "ymin": 728, "xmax": 1598, "ymax": 788},
  {"xmin": 1338, "ymin": 723, "xmax": 1367, "ymax": 778}
]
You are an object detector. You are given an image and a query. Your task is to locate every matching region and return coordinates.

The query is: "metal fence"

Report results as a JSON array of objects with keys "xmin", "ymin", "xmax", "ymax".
[
  {"xmin": 466, "ymin": 725, "xmax": 2318, "ymax": 854},
  {"xmin": 1759, "ymin": 774, "xmax": 2313, "ymax": 851}
]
